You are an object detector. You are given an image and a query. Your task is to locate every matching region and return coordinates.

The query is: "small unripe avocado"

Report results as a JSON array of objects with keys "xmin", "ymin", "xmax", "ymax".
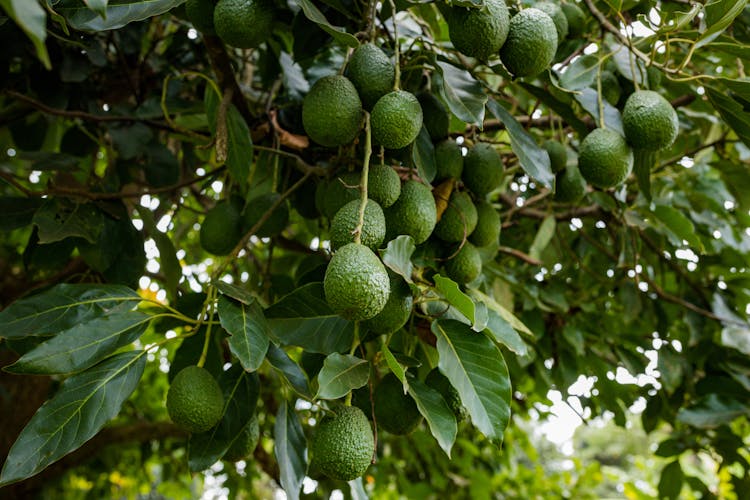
[
  {"xmin": 444, "ymin": 242, "xmax": 482, "ymax": 284},
  {"xmin": 434, "ymin": 191, "xmax": 478, "ymax": 242},
  {"xmin": 200, "ymin": 199, "xmax": 243, "ymax": 256},
  {"xmin": 310, "ymin": 405, "xmax": 374, "ymax": 481},
  {"xmin": 330, "ymin": 199, "xmax": 386, "ymax": 250},
  {"xmin": 374, "ymin": 374, "xmax": 423, "ymax": 435},
  {"xmin": 622, "ymin": 90, "xmax": 679, "ymax": 151},
  {"xmin": 367, "ymin": 164, "xmax": 401, "ymax": 208},
  {"xmin": 445, "ymin": 0, "xmax": 510, "ymax": 61},
  {"xmin": 324, "ymin": 243, "xmax": 390, "ymax": 321},
  {"xmin": 214, "ymin": 0, "xmax": 273, "ymax": 48},
  {"xmin": 224, "ymin": 413, "xmax": 260, "ymax": 461},
  {"xmin": 417, "ymin": 92, "xmax": 450, "ymax": 141},
  {"xmin": 555, "ymin": 164, "xmax": 587, "ymax": 203},
  {"xmin": 303, "ymin": 75, "xmax": 363, "ymax": 147},
  {"xmin": 462, "ymin": 143, "xmax": 503, "ymax": 197},
  {"xmin": 577, "ymin": 128, "xmax": 633, "ymax": 188},
  {"xmin": 371, "ymin": 90, "xmax": 423, "ymax": 150},
  {"xmin": 543, "ymin": 140, "xmax": 567, "ymax": 174},
  {"xmin": 434, "ymin": 139, "xmax": 464, "ymax": 181},
  {"xmin": 500, "ymin": 8, "xmax": 558, "ymax": 78},
  {"xmin": 384, "ymin": 180, "xmax": 437, "ymax": 244},
  {"xmin": 469, "ymin": 200, "xmax": 501, "ymax": 247},
  {"xmin": 166, "ymin": 365, "xmax": 225, "ymax": 433},
  {"xmin": 242, "ymin": 192, "xmax": 289, "ymax": 237},
  {"xmin": 347, "ymin": 44, "xmax": 395, "ymax": 110},
  {"xmin": 362, "ymin": 273, "xmax": 413, "ymax": 336}
]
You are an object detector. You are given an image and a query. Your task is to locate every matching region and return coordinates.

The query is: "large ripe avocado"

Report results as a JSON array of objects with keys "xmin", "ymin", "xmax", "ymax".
[
  {"xmin": 373, "ymin": 374, "xmax": 423, "ymax": 435},
  {"xmin": 434, "ymin": 190, "xmax": 478, "ymax": 242},
  {"xmin": 330, "ymin": 198, "xmax": 386, "ymax": 250},
  {"xmin": 214, "ymin": 0, "xmax": 273, "ymax": 49},
  {"xmin": 622, "ymin": 90, "xmax": 679, "ymax": 151},
  {"xmin": 577, "ymin": 128, "xmax": 633, "ymax": 188},
  {"xmin": 347, "ymin": 44, "xmax": 395, "ymax": 110},
  {"xmin": 445, "ymin": 0, "xmax": 510, "ymax": 61},
  {"xmin": 166, "ymin": 365, "xmax": 225, "ymax": 433},
  {"xmin": 469, "ymin": 199, "xmax": 501, "ymax": 247},
  {"xmin": 371, "ymin": 90, "xmax": 423, "ymax": 150},
  {"xmin": 303, "ymin": 75, "xmax": 363, "ymax": 147},
  {"xmin": 462, "ymin": 142, "xmax": 503, "ymax": 197},
  {"xmin": 384, "ymin": 180, "xmax": 437, "ymax": 244},
  {"xmin": 323, "ymin": 243, "xmax": 390, "ymax": 321},
  {"xmin": 310, "ymin": 405, "xmax": 374, "ymax": 481},
  {"xmin": 199, "ymin": 199, "xmax": 243, "ymax": 256},
  {"xmin": 499, "ymin": 8, "xmax": 558, "ymax": 78}
]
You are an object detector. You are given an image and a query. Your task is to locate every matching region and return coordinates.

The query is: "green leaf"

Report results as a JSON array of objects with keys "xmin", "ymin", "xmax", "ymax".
[
  {"xmin": 556, "ymin": 55, "xmax": 599, "ymax": 90},
  {"xmin": 528, "ymin": 215, "xmax": 556, "ymax": 261},
  {"xmin": 294, "ymin": 0, "xmax": 359, "ymax": 48},
  {"xmin": 706, "ymin": 86, "xmax": 750, "ymax": 147},
  {"xmin": 650, "ymin": 205, "xmax": 704, "ymax": 251},
  {"xmin": 266, "ymin": 345, "xmax": 312, "ymax": 398},
  {"xmin": 0, "ymin": 283, "xmax": 141, "ymax": 339},
  {"xmin": 315, "ymin": 353, "xmax": 369, "ymax": 400},
  {"xmin": 434, "ymin": 274, "xmax": 481, "ymax": 328},
  {"xmin": 469, "ymin": 288, "xmax": 535, "ymax": 339},
  {"xmin": 218, "ymin": 296, "xmax": 271, "ymax": 372},
  {"xmin": 519, "ymin": 83, "xmax": 590, "ymax": 136},
  {"xmin": 83, "ymin": 0, "xmax": 109, "ymax": 18},
  {"xmin": 5, "ymin": 312, "xmax": 151, "ymax": 375},
  {"xmin": 676, "ymin": 394, "xmax": 749, "ymax": 428},
  {"xmin": 224, "ymin": 104, "xmax": 253, "ymax": 184},
  {"xmin": 412, "ymin": 126, "xmax": 437, "ymax": 183},
  {"xmin": 407, "ymin": 378, "xmax": 457, "ymax": 456},
  {"xmin": 32, "ymin": 198, "xmax": 105, "ymax": 244},
  {"xmin": 433, "ymin": 60, "xmax": 487, "ymax": 127},
  {"xmin": 431, "ymin": 320, "xmax": 511, "ymax": 441},
  {"xmin": 486, "ymin": 99, "xmax": 554, "ymax": 189},
  {"xmin": 0, "ymin": 351, "xmax": 146, "ymax": 486},
  {"xmin": 265, "ymin": 283, "xmax": 354, "ymax": 354},
  {"xmin": 0, "ymin": 197, "xmax": 43, "ymax": 231},
  {"xmin": 0, "ymin": 0, "xmax": 50, "ymax": 69},
  {"xmin": 574, "ymin": 87, "xmax": 624, "ymax": 134},
  {"xmin": 382, "ymin": 343, "xmax": 406, "ymax": 384},
  {"xmin": 215, "ymin": 281, "xmax": 256, "ymax": 305},
  {"xmin": 696, "ymin": 0, "xmax": 747, "ymax": 49},
  {"xmin": 482, "ymin": 307, "xmax": 529, "ymax": 356},
  {"xmin": 189, "ymin": 367, "xmax": 259, "ymax": 471},
  {"xmin": 658, "ymin": 460, "xmax": 684, "ymax": 500},
  {"xmin": 380, "ymin": 235, "xmax": 415, "ymax": 283},
  {"xmin": 55, "ymin": 0, "xmax": 184, "ymax": 31},
  {"xmin": 274, "ymin": 400, "xmax": 307, "ymax": 500},
  {"xmin": 633, "ymin": 149, "xmax": 657, "ymax": 200}
]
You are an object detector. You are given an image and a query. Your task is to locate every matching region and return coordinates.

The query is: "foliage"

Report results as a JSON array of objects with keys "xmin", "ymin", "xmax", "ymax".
[{"xmin": 1, "ymin": 0, "xmax": 750, "ymax": 498}]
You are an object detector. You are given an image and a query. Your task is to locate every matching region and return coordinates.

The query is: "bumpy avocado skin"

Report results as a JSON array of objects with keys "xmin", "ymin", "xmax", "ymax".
[
  {"xmin": 434, "ymin": 191, "xmax": 478, "ymax": 243},
  {"xmin": 444, "ymin": 241, "xmax": 482, "ymax": 284},
  {"xmin": 310, "ymin": 405, "xmax": 374, "ymax": 481},
  {"xmin": 577, "ymin": 128, "xmax": 633, "ymax": 188},
  {"xmin": 166, "ymin": 366, "xmax": 225, "ymax": 433},
  {"xmin": 362, "ymin": 273, "xmax": 413, "ymax": 336},
  {"xmin": 347, "ymin": 44, "xmax": 396, "ymax": 110},
  {"xmin": 214, "ymin": 0, "xmax": 273, "ymax": 48},
  {"xmin": 330, "ymin": 199, "xmax": 386, "ymax": 251},
  {"xmin": 367, "ymin": 164, "xmax": 401, "ymax": 208},
  {"xmin": 303, "ymin": 75, "xmax": 363, "ymax": 147},
  {"xmin": 500, "ymin": 8, "xmax": 558, "ymax": 78},
  {"xmin": 384, "ymin": 180, "xmax": 437, "ymax": 244},
  {"xmin": 469, "ymin": 199, "xmax": 501, "ymax": 247},
  {"xmin": 446, "ymin": 0, "xmax": 510, "ymax": 61},
  {"xmin": 371, "ymin": 90, "xmax": 423, "ymax": 150},
  {"xmin": 462, "ymin": 143, "xmax": 503, "ymax": 197},
  {"xmin": 622, "ymin": 90, "xmax": 679, "ymax": 151},
  {"xmin": 324, "ymin": 243, "xmax": 390, "ymax": 321}
]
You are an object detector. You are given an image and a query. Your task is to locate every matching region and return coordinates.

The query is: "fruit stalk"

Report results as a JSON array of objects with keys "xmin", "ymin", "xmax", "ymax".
[{"xmin": 354, "ymin": 113, "xmax": 372, "ymax": 245}]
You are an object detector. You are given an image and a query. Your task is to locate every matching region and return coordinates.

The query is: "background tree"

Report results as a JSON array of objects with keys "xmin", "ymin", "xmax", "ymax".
[{"xmin": 1, "ymin": 0, "xmax": 749, "ymax": 498}]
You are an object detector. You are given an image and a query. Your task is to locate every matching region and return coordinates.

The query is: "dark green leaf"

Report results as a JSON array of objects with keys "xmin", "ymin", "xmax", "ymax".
[
  {"xmin": 696, "ymin": 0, "xmax": 747, "ymax": 48},
  {"xmin": 434, "ymin": 275, "xmax": 478, "ymax": 326},
  {"xmin": 294, "ymin": 0, "xmax": 359, "ymax": 48},
  {"xmin": 380, "ymin": 235, "xmax": 415, "ymax": 283},
  {"xmin": 189, "ymin": 367, "xmax": 260, "ymax": 471},
  {"xmin": 412, "ymin": 126, "xmax": 436, "ymax": 183},
  {"xmin": 0, "ymin": 284, "xmax": 141, "ymax": 339},
  {"xmin": 529, "ymin": 215, "xmax": 556, "ymax": 261},
  {"xmin": 224, "ymin": 104, "xmax": 253, "ymax": 184},
  {"xmin": 274, "ymin": 400, "xmax": 307, "ymax": 500},
  {"xmin": 470, "ymin": 289, "xmax": 535, "ymax": 339},
  {"xmin": 0, "ymin": 197, "xmax": 43, "ymax": 230},
  {"xmin": 556, "ymin": 55, "xmax": 599, "ymax": 90},
  {"xmin": 633, "ymin": 149, "xmax": 656, "ymax": 200},
  {"xmin": 218, "ymin": 296, "xmax": 271, "ymax": 372},
  {"xmin": 266, "ymin": 345, "xmax": 312, "ymax": 398},
  {"xmin": 677, "ymin": 394, "xmax": 749, "ymax": 428},
  {"xmin": 316, "ymin": 353, "xmax": 369, "ymax": 400},
  {"xmin": 5, "ymin": 312, "xmax": 150, "ymax": 375},
  {"xmin": 431, "ymin": 320, "xmax": 511, "ymax": 440},
  {"xmin": 481, "ymin": 307, "xmax": 528, "ymax": 356},
  {"xmin": 433, "ymin": 60, "xmax": 487, "ymax": 127},
  {"xmin": 486, "ymin": 99, "xmax": 554, "ymax": 189},
  {"xmin": 0, "ymin": 351, "xmax": 146, "ymax": 486},
  {"xmin": 55, "ymin": 0, "xmax": 184, "ymax": 31},
  {"xmin": 265, "ymin": 283, "xmax": 354, "ymax": 354},
  {"xmin": 215, "ymin": 281, "xmax": 256, "ymax": 305},
  {"xmin": 651, "ymin": 205, "xmax": 704, "ymax": 251},
  {"xmin": 0, "ymin": 0, "xmax": 50, "ymax": 68},
  {"xmin": 83, "ymin": 0, "xmax": 109, "ymax": 18},
  {"xmin": 573, "ymin": 87, "xmax": 624, "ymax": 134},
  {"xmin": 655, "ymin": 438, "xmax": 687, "ymax": 457},
  {"xmin": 382, "ymin": 343, "xmax": 406, "ymax": 384},
  {"xmin": 407, "ymin": 378, "xmax": 457, "ymax": 456},
  {"xmin": 706, "ymin": 86, "xmax": 750, "ymax": 147},
  {"xmin": 658, "ymin": 460, "xmax": 684, "ymax": 500},
  {"xmin": 32, "ymin": 198, "xmax": 104, "ymax": 244}
]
